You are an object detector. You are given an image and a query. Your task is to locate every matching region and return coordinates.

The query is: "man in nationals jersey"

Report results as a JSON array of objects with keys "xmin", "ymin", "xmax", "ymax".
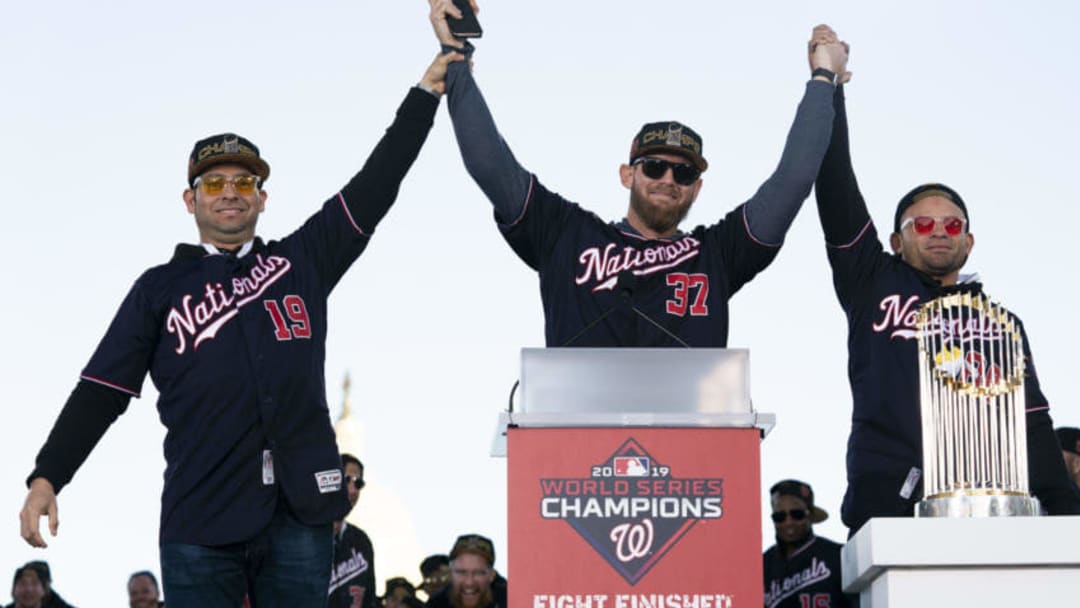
[
  {"xmin": 329, "ymin": 454, "xmax": 376, "ymax": 608},
  {"xmin": 18, "ymin": 51, "xmax": 464, "ymax": 607},
  {"xmin": 430, "ymin": 1, "xmax": 848, "ymax": 346},
  {"xmin": 763, "ymin": 480, "xmax": 852, "ymax": 608},
  {"xmin": 813, "ymin": 35, "xmax": 1080, "ymax": 534}
]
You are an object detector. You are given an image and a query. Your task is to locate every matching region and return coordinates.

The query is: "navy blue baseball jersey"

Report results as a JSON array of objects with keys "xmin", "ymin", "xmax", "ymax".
[
  {"xmin": 763, "ymin": 535, "xmax": 851, "ymax": 608},
  {"xmin": 31, "ymin": 87, "xmax": 440, "ymax": 545},
  {"xmin": 824, "ymin": 225, "xmax": 1047, "ymax": 482},
  {"xmin": 329, "ymin": 523, "xmax": 376, "ymax": 608},
  {"xmin": 814, "ymin": 85, "xmax": 1080, "ymax": 529},
  {"xmin": 83, "ymin": 216, "xmax": 357, "ymax": 544},
  {"xmin": 443, "ymin": 44, "xmax": 836, "ymax": 348},
  {"xmin": 500, "ymin": 180, "xmax": 778, "ymax": 347}
]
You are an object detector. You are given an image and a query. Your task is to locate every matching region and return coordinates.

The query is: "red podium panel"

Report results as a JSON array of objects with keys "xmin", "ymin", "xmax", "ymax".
[{"xmin": 508, "ymin": 427, "xmax": 761, "ymax": 608}]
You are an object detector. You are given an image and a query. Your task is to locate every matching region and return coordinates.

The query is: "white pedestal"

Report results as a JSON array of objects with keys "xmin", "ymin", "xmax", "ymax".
[{"xmin": 842, "ymin": 516, "xmax": 1080, "ymax": 607}]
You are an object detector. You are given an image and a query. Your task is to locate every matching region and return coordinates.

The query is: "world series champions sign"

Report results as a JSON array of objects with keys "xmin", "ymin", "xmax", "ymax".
[{"xmin": 508, "ymin": 427, "xmax": 762, "ymax": 607}]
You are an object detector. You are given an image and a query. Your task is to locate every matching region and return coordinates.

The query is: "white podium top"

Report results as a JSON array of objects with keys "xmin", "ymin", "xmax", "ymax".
[
  {"xmin": 519, "ymin": 347, "xmax": 753, "ymax": 414},
  {"xmin": 490, "ymin": 348, "xmax": 775, "ymax": 456}
]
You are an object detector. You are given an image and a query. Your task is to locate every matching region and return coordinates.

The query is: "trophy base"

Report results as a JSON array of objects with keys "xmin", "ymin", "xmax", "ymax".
[{"xmin": 916, "ymin": 493, "xmax": 1042, "ymax": 518}]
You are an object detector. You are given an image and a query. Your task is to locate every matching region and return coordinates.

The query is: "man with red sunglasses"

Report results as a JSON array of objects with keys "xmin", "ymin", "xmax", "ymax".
[
  {"xmin": 429, "ymin": 0, "xmax": 847, "ymax": 347},
  {"xmin": 812, "ymin": 35, "xmax": 1080, "ymax": 535},
  {"xmin": 763, "ymin": 480, "xmax": 852, "ymax": 608}
]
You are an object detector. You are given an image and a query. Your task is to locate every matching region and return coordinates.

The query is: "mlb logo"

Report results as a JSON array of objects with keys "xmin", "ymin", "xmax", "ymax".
[
  {"xmin": 315, "ymin": 469, "xmax": 343, "ymax": 494},
  {"xmin": 614, "ymin": 457, "xmax": 649, "ymax": 477}
]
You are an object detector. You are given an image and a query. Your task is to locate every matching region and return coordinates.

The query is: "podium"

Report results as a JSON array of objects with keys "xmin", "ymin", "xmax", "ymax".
[
  {"xmin": 842, "ymin": 516, "xmax": 1080, "ymax": 606},
  {"xmin": 494, "ymin": 348, "xmax": 774, "ymax": 607}
]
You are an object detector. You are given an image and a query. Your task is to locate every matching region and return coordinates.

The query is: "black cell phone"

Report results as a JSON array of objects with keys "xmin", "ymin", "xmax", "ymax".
[{"xmin": 448, "ymin": 0, "xmax": 482, "ymax": 39}]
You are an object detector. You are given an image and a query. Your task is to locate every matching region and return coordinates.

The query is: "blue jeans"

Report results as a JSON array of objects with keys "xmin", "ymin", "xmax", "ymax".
[{"xmin": 160, "ymin": 503, "xmax": 333, "ymax": 608}]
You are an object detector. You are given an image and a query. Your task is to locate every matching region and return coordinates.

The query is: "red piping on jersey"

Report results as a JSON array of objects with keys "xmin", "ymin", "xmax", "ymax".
[
  {"xmin": 503, "ymin": 175, "xmax": 535, "ymax": 228},
  {"xmin": 831, "ymin": 219, "xmax": 873, "ymax": 250},
  {"xmin": 80, "ymin": 374, "xmax": 140, "ymax": 398},
  {"xmin": 741, "ymin": 206, "xmax": 782, "ymax": 248},
  {"xmin": 337, "ymin": 192, "xmax": 370, "ymax": 237}
]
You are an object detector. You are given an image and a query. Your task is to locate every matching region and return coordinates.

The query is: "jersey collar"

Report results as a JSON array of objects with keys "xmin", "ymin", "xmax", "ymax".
[
  {"xmin": 201, "ymin": 239, "xmax": 255, "ymax": 258},
  {"xmin": 612, "ymin": 218, "xmax": 686, "ymax": 241}
]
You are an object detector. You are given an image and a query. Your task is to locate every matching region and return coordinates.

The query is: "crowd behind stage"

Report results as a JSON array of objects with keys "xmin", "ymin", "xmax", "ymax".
[
  {"xmin": 9, "ymin": 426, "xmax": 1080, "ymax": 608},
  {"xmin": 5, "ymin": 540, "xmax": 496, "ymax": 608}
]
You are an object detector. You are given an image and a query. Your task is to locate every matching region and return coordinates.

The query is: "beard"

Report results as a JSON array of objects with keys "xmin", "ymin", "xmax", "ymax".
[
  {"xmin": 450, "ymin": 584, "xmax": 493, "ymax": 608},
  {"xmin": 628, "ymin": 181, "xmax": 693, "ymax": 236}
]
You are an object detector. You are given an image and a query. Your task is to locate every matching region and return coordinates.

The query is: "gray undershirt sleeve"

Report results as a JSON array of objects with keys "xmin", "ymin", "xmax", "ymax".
[
  {"xmin": 742, "ymin": 80, "xmax": 836, "ymax": 245},
  {"xmin": 445, "ymin": 47, "xmax": 532, "ymax": 224}
]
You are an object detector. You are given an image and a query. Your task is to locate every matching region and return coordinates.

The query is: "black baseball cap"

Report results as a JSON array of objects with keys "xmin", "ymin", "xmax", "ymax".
[
  {"xmin": 894, "ymin": 183, "xmax": 968, "ymax": 233},
  {"xmin": 629, "ymin": 121, "xmax": 708, "ymax": 172},
  {"xmin": 1057, "ymin": 427, "xmax": 1080, "ymax": 455},
  {"xmin": 770, "ymin": 479, "xmax": 828, "ymax": 523},
  {"xmin": 188, "ymin": 132, "xmax": 270, "ymax": 187}
]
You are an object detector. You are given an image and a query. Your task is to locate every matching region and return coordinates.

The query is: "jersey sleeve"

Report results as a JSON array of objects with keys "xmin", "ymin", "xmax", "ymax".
[
  {"xmin": 497, "ymin": 177, "xmax": 582, "ymax": 271},
  {"xmin": 696, "ymin": 204, "xmax": 780, "ymax": 297},
  {"xmin": 813, "ymin": 84, "xmax": 892, "ymax": 307},
  {"xmin": 741, "ymin": 79, "xmax": 835, "ymax": 245},
  {"xmin": 34, "ymin": 278, "xmax": 157, "ymax": 494},
  {"xmin": 81, "ymin": 276, "xmax": 160, "ymax": 397},
  {"xmin": 445, "ymin": 48, "xmax": 533, "ymax": 225},
  {"xmin": 283, "ymin": 86, "xmax": 440, "ymax": 293}
]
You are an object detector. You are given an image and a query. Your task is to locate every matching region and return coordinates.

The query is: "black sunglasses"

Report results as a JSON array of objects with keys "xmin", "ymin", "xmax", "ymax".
[
  {"xmin": 771, "ymin": 509, "xmax": 808, "ymax": 523},
  {"xmin": 346, "ymin": 474, "xmax": 365, "ymax": 490},
  {"xmin": 632, "ymin": 157, "xmax": 701, "ymax": 186}
]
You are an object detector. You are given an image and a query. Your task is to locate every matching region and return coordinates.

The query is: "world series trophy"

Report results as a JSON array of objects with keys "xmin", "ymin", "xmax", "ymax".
[{"xmin": 915, "ymin": 292, "xmax": 1041, "ymax": 517}]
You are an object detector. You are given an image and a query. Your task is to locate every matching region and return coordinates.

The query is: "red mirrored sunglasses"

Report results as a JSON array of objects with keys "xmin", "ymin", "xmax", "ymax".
[{"xmin": 900, "ymin": 215, "xmax": 967, "ymax": 236}]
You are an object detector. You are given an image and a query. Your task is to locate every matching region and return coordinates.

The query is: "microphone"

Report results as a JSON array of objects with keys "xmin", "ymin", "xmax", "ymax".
[
  {"xmin": 560, "ymin": 271, "xmax": 690, "ymax": 347},
  {"xmin": 559, "ymin": 270, "xmax": 637, "ymax": 347},
  {"xmin": 618, "ymin": 271, "xmax": 691, "ymax": 348}
]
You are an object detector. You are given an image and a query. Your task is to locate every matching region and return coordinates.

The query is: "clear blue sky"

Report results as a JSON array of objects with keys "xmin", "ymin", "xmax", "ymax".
[{"xmin": 2, "ymin": 1, "xmax": 1078, "ymax": 604}]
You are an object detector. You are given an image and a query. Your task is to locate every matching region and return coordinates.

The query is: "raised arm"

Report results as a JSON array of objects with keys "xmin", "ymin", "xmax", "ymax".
[
  {"xmin": 813, "ymin": 83, "xmax": 872, "ymax": 246},
  {"xmin": 741, "ymin": 25, "xmax": 847, "ymax": 245},
  {"xmin": 337, "ymin": 51, "xmax": 463, "ymax": 234},
  {"xmin": 429, "ymin": 0, "xmax": 532, "ymax": 224},
  {"xmin": 812, "ymin": 28, "xmax": 870, "ymax": 247}
]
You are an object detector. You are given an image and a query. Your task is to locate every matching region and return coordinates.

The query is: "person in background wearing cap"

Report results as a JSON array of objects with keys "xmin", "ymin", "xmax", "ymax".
[
  {"xmin": 17, "ymin": 49, "xmax": 465, "ymax": 607},
  {"xmin": 425, "ymin": 534, "xmax": 505, "ymax": 608},
  {"xmin": 428, "ymin": 1, "xmax": 846, "ymax": 347},
  {"xmin": 417, "ymin": 555, "xmax": 451, "ymax": 601},
  {"xmin": 330, "ymin": 454, "xmax": 377, "ymax": 608},
  {"xmin": 763, "ymin": 480, "xmax": 853, "ymax": 608},
  {"xmin": 811, "ymin": 28, "xmax": 1080, "ymax": 535},
  {"xmin": 1056, "ymin": 427, "xmax": 1080, "ymax": 488}
]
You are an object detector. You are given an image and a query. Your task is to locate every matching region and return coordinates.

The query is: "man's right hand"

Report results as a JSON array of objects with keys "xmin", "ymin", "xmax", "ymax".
[
  {"xmin": 420, "ymin": 50, "xmax": 467, "ymax": 96},
  {"xmin": 808, "ymin": 24, "xmax": 852, "ymax": 84},
  {"xmin": 19, "ymin": 478, "xmax": 59, "ymax": 548},
  {"xmin": 428, "ymin": 0, "xmax": 479, "ymax": 49}
]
